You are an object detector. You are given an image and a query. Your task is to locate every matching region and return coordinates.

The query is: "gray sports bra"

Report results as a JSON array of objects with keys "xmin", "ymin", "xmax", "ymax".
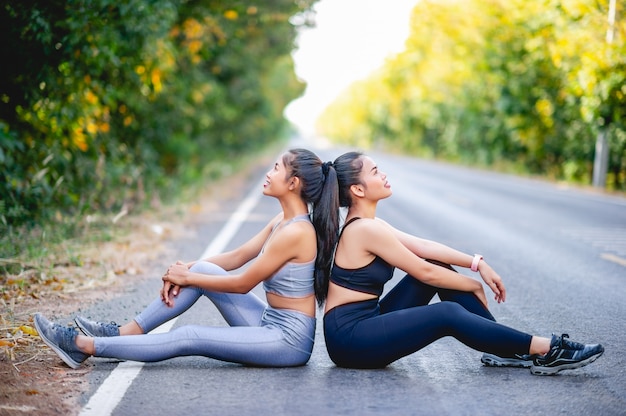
[{"xmin": 262, "ymin": 214, "xmax": 315, "ymax": 298}]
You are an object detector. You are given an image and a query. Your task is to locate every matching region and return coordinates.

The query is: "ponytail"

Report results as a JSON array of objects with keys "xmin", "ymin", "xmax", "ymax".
[
  {"xmin": 311, "ymin": 163, "xmax": 339, "ymax": 306},
  {"xmin": 283, "ymin": 149, "xmax": 340, "ymax": 307}
]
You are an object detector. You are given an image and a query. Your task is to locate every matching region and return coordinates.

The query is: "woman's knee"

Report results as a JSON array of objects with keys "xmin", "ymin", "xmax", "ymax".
[
  {"xmin": 435, "ymin": 301, "xmax": 467, "ymax": 319},
  {"xmin": 189, "ymin": 261, "xmax": 228, "ymax": 275}
]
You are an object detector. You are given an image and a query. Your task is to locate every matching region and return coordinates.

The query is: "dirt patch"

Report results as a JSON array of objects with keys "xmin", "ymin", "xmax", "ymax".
[
  {"xmin": 1, "ymin": 296, "xmax": 110, "ymax": 416},
  {"xmin": 0, "ymin": 154, "xmax": 273, "ymax": 416},
  {"xmin": 0, "ymin": 211, "xmax": 186, "ymax": 415}
]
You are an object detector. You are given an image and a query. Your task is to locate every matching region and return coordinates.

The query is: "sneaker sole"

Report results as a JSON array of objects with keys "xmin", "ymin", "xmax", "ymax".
[
  {"xmin": 74, "ymin": 317, "xmax": 97, "ymax": 338},
  {"xmin": 34, "ymin": 314, "xmax": 82, "ymax": 369},
  {"xmin": 530, "ymin": 350, "xmax": 604, "ymax": 375},
  {"xmin": 481, "ymin": 354, "xmax": 533, "ymax": 368}
]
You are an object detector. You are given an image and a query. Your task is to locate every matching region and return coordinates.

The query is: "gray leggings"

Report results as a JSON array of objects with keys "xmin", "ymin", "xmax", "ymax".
[{"xmin": 93, "ymin": 262, "xmax": 316, "ymax": 367}]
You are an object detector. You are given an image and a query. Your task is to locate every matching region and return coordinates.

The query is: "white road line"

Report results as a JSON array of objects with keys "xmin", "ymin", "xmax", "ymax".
[
  {"xmin": 200, "ymin": 178, "xmax": 266, "ymax": 259},
  {"xmin": 601, "ymin": 253, "xmax": 626, "ymax": 267},
  {"xmin": 79, "ymin": 178, "xmax": 265, "ymax": 416},
  {"xmin": 79, "ymin": 320, "xmax": 175, "ymax": 416}
]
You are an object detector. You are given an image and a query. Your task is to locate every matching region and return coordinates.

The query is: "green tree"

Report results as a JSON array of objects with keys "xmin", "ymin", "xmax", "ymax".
[
  {"xmin": 0, "ymin": 0, "xmax": 314, "ymax": 238},
  {"xmin": 318, "ymin": 0, "xmax": 626, "ymax": 189}
]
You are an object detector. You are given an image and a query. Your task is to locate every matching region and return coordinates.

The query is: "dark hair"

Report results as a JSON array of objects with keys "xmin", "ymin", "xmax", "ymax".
[
  {"xmin": 283, "ymin": 148, "xmax": 339, "ymax": 306},
  {"xmin": 333, "ymin": 151, "xmax": 364, "ymax": 208}
]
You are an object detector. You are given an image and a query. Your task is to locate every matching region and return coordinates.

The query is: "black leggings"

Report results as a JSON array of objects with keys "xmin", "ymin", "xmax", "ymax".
[{"xmin": 323, "ymin": 262, "xmax": 532, "ymax": 369}]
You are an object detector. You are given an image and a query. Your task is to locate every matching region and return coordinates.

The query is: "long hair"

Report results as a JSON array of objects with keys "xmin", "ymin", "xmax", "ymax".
[
  {"xmin": 283, "ymin": 148, "xmax": 339, "ymax": 306},
  {"xmin": 333, "ymin": 151, "xmax": 364, "ymax": 208}
]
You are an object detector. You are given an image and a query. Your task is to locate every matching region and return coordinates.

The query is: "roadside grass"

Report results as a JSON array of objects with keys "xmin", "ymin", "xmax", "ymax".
[{"xmin": 0, "ymin": 206, "xmax": 179, "ymax": 368}]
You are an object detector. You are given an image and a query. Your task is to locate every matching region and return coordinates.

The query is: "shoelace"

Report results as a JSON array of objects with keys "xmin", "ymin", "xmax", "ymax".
[
  {"xmin": 556, "ymin": 333, "xmax": 584, "ymax": 350},
  {"xmin": 52, "ymin": 322, "xmax": 73, "ymax": 333},
  {"xmin": 559, "ymin": 333, "xmax": 571, "ymax": 346},
  {"xmin": 94, "ymin": 321, "xmax": 119, "ymax": 329},
  {"xmin": 51, "ymin": 323, "xmax": 78, "ymax": 343}
]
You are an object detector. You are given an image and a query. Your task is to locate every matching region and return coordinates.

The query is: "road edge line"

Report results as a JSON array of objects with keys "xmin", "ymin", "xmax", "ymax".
[{"xmin": 79, "ymin": 177, "xmax": 265, "ymax": 416}]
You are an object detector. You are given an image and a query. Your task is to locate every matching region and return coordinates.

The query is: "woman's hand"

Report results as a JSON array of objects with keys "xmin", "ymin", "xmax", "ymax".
[
  {"xmin": 160, "ymin": 261, "xmax": 187, "ymax": 307},
  {"xmin": 160, "ymin": 280, "xmax": 179, "ymax": 308},
  {"xmin": 477, "ymin": 261, "xmax": 506, "ymax": 304},
  {"xmin": 164, "ymin": 262, "xmax": 191, "ymax": 286}
]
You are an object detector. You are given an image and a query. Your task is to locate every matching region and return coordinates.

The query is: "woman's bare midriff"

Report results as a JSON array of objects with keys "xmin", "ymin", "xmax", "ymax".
[
  {"xmin": 324, "ymin": 282, "xmax": 377, "ymax": 314},
  {"xmin": 266, "ymin": 292, "xmax": 316, "ymax": 317}
]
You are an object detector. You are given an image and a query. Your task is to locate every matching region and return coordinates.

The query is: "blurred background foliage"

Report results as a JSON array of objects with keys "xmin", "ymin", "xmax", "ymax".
[
  {"xmin": 2, "ymin": 0, "xmax": 625, "ymax": 267},
  {"xmin": 0, "ymin": 0, "xmax": 315, "ymax": 260},
  {"xmin": 318, "ymin": 0, "xmax": 625, "ymax": 189}
]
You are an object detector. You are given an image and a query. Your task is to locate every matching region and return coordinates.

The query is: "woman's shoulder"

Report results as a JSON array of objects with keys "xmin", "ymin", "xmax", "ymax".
[
  {"xmin": 346, "ymin": 217, "xmax": 391, "ymax": 235},
  {"xmin": 278, "ymin": 215, "xmax": 314, "ymax": 239},
  {"xmin": 269, "ymin": 212, "xmax": 284, "ymax": 225},
  {"xmin": 341, "ymin": 217, "xmax": 399, "ymax": 256},
  {"xmin": 262, "ymin": 215, "xmax": 314, "ymax": 255}
]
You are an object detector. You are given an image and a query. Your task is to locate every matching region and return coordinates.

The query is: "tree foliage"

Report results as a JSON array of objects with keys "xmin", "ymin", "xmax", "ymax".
[
  {"xmin": 0, "ymin": 0, "xmax": 315, "ymax": 235},
  {"xmin": 318, "ymin": 0, "xmax": 625, "ymax": 189}
]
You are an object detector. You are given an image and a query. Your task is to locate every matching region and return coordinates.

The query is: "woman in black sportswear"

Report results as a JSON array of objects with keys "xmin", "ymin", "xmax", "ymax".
[{"xmin": 322, "ymin": 151, "xmax": 603, "ymax": 375}]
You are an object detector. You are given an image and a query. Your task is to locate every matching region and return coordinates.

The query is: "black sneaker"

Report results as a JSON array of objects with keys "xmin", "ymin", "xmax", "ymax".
[
  {"xmin": 481, "ymin": 352, "xmax": 537, "ymax": 368},
  {"xmin": 74, "ymin": 315, "xmax": 120, "ymax": 337},
  {"xmin": 530, "ymin": 333, "xmax": 604, "ymax": 375},
  {"xmin": 34, "ymin": 313, "xmax": 88, "ymax": 369}
]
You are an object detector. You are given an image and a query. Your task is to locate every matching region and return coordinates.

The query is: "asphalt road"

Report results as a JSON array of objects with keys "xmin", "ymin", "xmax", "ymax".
[{"xmin": 71, "ymin": 138, "xmax": 626, "ymax": 416}]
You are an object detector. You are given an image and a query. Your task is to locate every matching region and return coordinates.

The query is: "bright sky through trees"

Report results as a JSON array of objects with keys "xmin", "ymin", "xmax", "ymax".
[{"xmin": 285, "ymin": 0, "xmax": 418, "ymax": 137}]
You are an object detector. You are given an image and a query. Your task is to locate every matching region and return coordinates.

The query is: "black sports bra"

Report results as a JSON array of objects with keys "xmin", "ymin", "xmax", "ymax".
[{"xmin": 329, "ymin": 218, "xmax": 395, "ymax": 297}]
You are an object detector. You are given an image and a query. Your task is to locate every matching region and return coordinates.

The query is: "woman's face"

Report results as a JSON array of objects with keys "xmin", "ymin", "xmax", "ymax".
[
  {"xmin": 263, "ymin": 155, "xmax": 292, "ymax": 197},
  {"xmin": 357, "ymin": 156, "xmax": 392, "ymax": 201}
]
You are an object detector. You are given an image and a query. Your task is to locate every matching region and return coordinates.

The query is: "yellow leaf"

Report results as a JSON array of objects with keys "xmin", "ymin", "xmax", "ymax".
[
  {"xmin": 20, "ymin": 325, "xmax": 38, "ymax": 336},
  {"xmin": 224, "ymin": 10, "xmax": 238, "ymax": 20}
]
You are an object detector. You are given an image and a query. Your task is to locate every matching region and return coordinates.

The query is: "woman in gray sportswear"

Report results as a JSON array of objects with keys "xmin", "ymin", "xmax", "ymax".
[{"xmin": 35, "ymin": 148, "xmax": 339, "ymax": 368}]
